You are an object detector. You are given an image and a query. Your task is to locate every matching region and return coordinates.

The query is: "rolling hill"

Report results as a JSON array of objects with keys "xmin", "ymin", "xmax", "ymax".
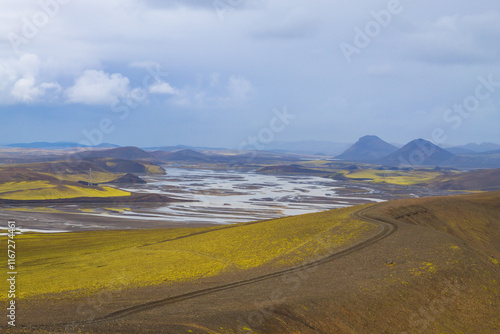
[
  {"xmin": 374, "ymin": 191, "xmax": 500, "ymax": 261},
  {"xmin": 444, "ymin": 150, "xmax": 500, "ymax": 169},
  {"xmin": 151, "ymin": 148, "xmax": 301, "ymax": 165},
  {"xmin": 0, "ymin": 158, "xmax": 168, "ymax": 204},
  {"xmin": 335, "ymin": 135, "xmax": 398, "ymax": 162},
  {"xmin": 450, "ymin": 142, "xmax": 500, "ymax": 153},
  {"xmin": 6, "ymin": 191, "xmax": 500, "ymax": 333},
  {"xmin": 75, "ymin": 146, "xmax": 157, "ymax": 162},
  {"xmin": 151, "ymin": 149, "xmax": 211, "ymax": 162},
  {"xmin": 446, "ymin": 146, "xmax": 476, "ymax": 155},
  {"xmin": 10, "ymin": 158, "xmax": 164, "ymax": 178},
  {"xmin": 421, "ymin": 168, "xmax": 500, "ymax": 191},
  {"xmin": 82, "ymin": 157, "xmax": 165, "ymax": 174},
  {"xmin": 0, "ymin": 166, "xmax": 131, "ymax": 202},
  {"xmin": 265, "ymin": 140, "xmax": 351, "ymax": 156}
]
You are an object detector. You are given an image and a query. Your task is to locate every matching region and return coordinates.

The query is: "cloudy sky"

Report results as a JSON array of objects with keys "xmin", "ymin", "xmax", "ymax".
[{"xmin": 0, "ymin": 0, "xmax": 499, "ymax": 148}]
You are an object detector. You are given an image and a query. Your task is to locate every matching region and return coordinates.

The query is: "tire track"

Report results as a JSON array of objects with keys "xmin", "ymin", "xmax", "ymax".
[
  {"xmin": 137, "ymin": 216, "xmax": 286, "ymax": 248},
  {"xmin": 67, "ymin": 204, "xmax": 397, "ymax": 325}
]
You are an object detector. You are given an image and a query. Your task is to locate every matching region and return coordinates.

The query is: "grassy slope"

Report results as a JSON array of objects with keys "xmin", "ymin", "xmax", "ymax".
[
  {"xmin": 349, "ymin": 191, "xmax": 500, "ymax": 334},
  {"xmin": 422, "ymin": 168, "xmax": 500, "ymax": 191},
  {"xmin": 1, "ymin": 206, "xmax": 377, "ymax": 299},
  {"xmin": 375, "ymin": 191, "xmax": 500, "ymax": 262},
  {"xmin": 143, "ymin": 164, "xmax": 165, "ymax": 174},
  {"xmin": 2, "ymin": 193, "xmax": 500, "ymax": 333},
  {"xmin": 290, "ymin": 160, "xmax": 456, "ymax": 186},
  {"xmin": 3, "ymin": 161, "xmax": 125, "ymax": 184},
  {"xmin": 339, "ymin": 169, "xmax": 445, "ymax": 185},
  {"xmin": 0, "ymin": 180, "xmax": 130, "ymax": 200},
  {"xmin": 42, "ymin": 171, "xmax": 123, "ymax": 183},
  {"xmin": 0, "ymin": 163, "xmax": 131, "ymax": 201},
  {"xmin": 222, "ymin": 192, "xmax": 500, "ymax": 334}
]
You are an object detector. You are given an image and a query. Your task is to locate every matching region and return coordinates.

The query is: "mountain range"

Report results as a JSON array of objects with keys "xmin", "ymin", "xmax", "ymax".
[
  {"xmin": 264, "ymin": 140, "xmax": 351, "ymax": 156},
  {"xmin": 3, "ymin": 142, "xmax": 119, "ymax": 149},
  {"xmin": 448, "ymin": 142, "xmax": 500, "ymax": 154},
  {"xmin": 4, "ymin": 139, "xmax": 500, "ymax": 168},
  {"xmin": 335, "ymin": 136, "xmax": 500, "ymax": 168}
]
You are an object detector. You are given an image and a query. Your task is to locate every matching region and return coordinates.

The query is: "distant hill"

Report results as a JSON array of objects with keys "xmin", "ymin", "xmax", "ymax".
[
  {"xmin": 446, "ymin": 147, "xmax": 476, "ymax": 155},
  {"xmin": 265, "ymin": 141, "xmax": 351, "ymax": 156},
  {"xmin": 104, "ymin": 173, "xmax": 147, "ymax": 184},
  {"xmin": 452, "ymin": 142, "xmax": 500, "ymax": 153},
  {"xmin": 82, "ymin": 157, "xmax": 164, "ymax": 174},
  {"xmin": 75, "ymin": 147, "xmax": 156, "ymax": 162},
  {"xmin": 422, "ymin": 168, "xmax": 500, "ymax": 191},
  {"xmin": 22, "ymin": 160, "xmax": 108, "ymax": 175},
  {"xmin": 9, "ymin": 158, "xmax": 163, "ymax": 177},
  {"xmin": 151, "ymin": 149, "xmax": 211, "ymax": 162},
  {"xmin": 151, "ymin": 149, "xmax": 300, "ymax": 165},
  {"xmin": 473, "ymin": 149, "xmax": 500, "ymax": 156},
  {"xmin": 0, "ymin": 167, "xmax": 60, "ymax": 183},
  {"xmin": 144, "ymin": 145, "xmax": 194, "ymax": 151},
  {"xmin": 144, "ymin": 145, "xmax": 227, "ymax": 152},
  {"xmin": 335, "ymin": 135, "xmax": 398, "ymax": 162},
  {"xmin": 5, "ymin": 142, "xmax": 119, "ymax": 149},
  {"xmin": 379, "ymin": 139, "xmax": 455, "ymax": 167},
  {"xmin": 447, "ymin": 150, "xmax": 500, "ymax": 169}
]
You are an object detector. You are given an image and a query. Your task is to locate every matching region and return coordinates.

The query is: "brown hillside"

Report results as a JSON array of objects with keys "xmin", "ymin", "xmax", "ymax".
[
  {"xmin": 372, "ymin": 191, "xmax": 500, "ymax": 261},
  {"xmin": 423, "ymin": 168, "xmax": 500, "ymax": 191},
  {"xmin": 7, "ymin": 160, "xmax": 108, "ymax": 175},
  {"xmin": 76, "ymin": 146, "xmax": 157, "ymax": 162},
  {"xmin": 0, "ymin": 167, "xmax": 60, "ymax": 183},
  {"xmin": 9, "ymin": 192, "xmax": 500, "ymax": 333}
]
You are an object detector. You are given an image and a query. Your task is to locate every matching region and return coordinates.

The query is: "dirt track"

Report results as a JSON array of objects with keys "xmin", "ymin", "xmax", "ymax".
[
  {"xmin": 77, "ymin": 204, "xmax": 397, "ymax": 324},
  {"xmin": 7, "ymin": 193, "xmax": 500, "ymax": 333}
]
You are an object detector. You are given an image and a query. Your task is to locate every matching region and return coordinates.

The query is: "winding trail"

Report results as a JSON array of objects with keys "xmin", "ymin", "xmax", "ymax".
[{"xmin": 75, "ymin": 203, "xmax": 397, "ymax": 325}]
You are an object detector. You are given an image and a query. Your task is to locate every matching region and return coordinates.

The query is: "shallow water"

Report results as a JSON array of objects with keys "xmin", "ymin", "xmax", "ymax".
[
  {"xmin": 117, "ymin": 167, "xmax": 385, "ymax": 225},
  {"xmin": 2, "ymin": 167, "xmax": 416, "ymax": 232}
]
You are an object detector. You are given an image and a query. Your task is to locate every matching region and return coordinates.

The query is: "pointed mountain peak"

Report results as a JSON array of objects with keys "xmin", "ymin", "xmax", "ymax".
[
  {"xmin": 379, "ymin": 139, "xmax": 455, "ymax": 166},
  {"xmin": 359, "ymin": 135, "xmax": 382, "ymax": 141},
  {"xmin": 335, "ymin": 135, "xmax": 398, "ymax": 162}
]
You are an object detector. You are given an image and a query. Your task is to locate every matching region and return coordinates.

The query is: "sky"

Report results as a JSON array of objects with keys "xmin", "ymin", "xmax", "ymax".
[{"xmin": 0, "ymin": 0, "xmax": 499, "ymax": 148}]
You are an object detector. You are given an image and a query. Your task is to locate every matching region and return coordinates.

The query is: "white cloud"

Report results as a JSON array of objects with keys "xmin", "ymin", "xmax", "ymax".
[
  {"xmin": 0, "ymin": 53, "xmax": 61, "ymax": 103},
  {"xmin": 40, "ymin": 82, "xmax": 62, "ymax": 92},
  {"xmin": 149, "ymin": 81, "xmax": 178, "ymax": 95},
  {"xmin": 401, "ymin": 12, "xmax": 500, "ymax": 64},
  {"xmin": 171, "ymin": 74, "xmax": 253, "ymax": 108},
  {"xmin": 65, "ymin": 70, "xmax": 131, "ymax": 105},
  {"xmin": 227, "ymin": 75, "xmax": 252, "ymax": 101},
  {"xmin": 1, "ymin": 1, "xmax": 499, "ymax": 145},
  {"xmin": 0, "ymin": 54, "xmax": 39, "ymax": 91},
  {"xmin": 10, "ymin": 78, "xmax": 61, "ymax": 102},
  {"xmin": 11, "ymin": 76, "xmax": 41, "ymax": 102}
]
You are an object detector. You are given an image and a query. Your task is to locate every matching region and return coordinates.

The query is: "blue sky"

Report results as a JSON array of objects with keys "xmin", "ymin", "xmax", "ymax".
[{"xmin": 0, "ymin": 0, "xmax": 499, "ymax": 148}]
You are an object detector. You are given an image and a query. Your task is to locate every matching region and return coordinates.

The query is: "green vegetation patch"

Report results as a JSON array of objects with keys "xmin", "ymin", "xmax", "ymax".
[
  {"xmin": 0, "ymin": 181, "xmax": 130, "ymax": 200},
  {"xmin": 340, "ymin": 169, "xmax": 447, "ymax": 185},
  {"xmin": 43, "ymin": 171, "xmax": 123, "ymax": 184},
  {"xmin": 1, "ymin": 206, "xmax": 377, "ymax": 299}
]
